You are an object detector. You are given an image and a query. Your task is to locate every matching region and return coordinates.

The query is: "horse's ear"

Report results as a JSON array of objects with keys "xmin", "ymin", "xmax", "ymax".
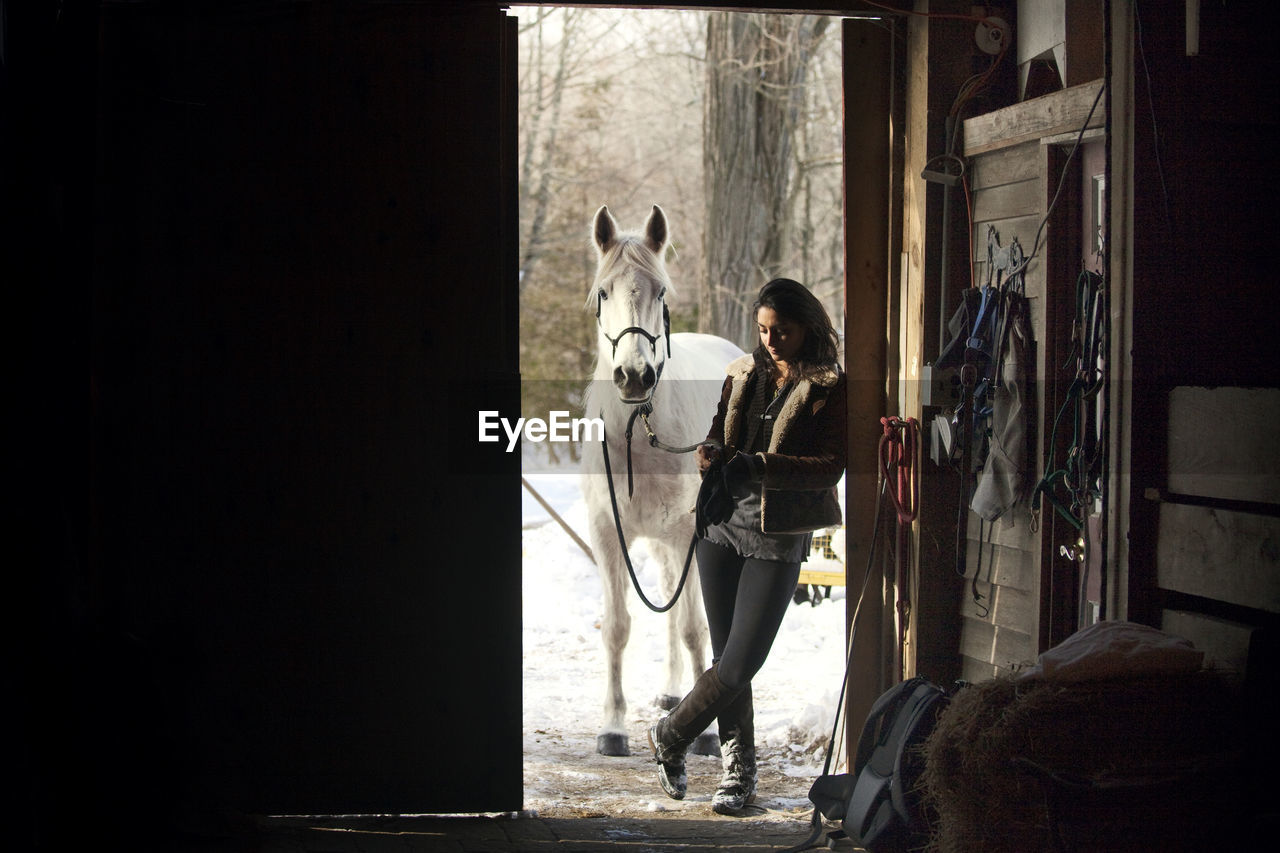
[
  {"xmin": 643, "ymin": 205, "xmax": 668, "ymax": 254},
  {"xmin": 593, "ymin": 205, "xmax": 618, "ymax": 254}
]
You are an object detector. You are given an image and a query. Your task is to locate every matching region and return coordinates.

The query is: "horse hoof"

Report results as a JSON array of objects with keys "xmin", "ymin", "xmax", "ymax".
[
  {"xmin": 596, "ymin": 732, "xmax": 631, "ymax": 756},
  {"xmin": 691, "ymin": 732, "xmax": 720, "ymax": 756},
  {"xmin": 655, "ymin": 694, "xmax": 680, "ymax": 711}
]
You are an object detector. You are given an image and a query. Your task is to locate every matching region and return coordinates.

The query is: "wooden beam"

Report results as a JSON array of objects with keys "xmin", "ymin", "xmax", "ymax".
[{"xmin": 962, "ymin": 79, "xmax": 1105, "ymax": 157}]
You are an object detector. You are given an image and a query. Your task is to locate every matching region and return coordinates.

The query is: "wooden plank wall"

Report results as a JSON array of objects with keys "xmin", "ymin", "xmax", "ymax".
[
  {"xmin": 1166, "ymin": 387, "xmax": 1280, "ymax": 506},
  {"xmin": 951, "ymin": 81, "xmax": 1104, "ymax": 682},
  {"xmin": 1158, "ymin": 386, "xmax": 1280, "ymax": 678},
  {"xmin": 952, "ymin": 138, "xmax": 1045, "ymax": 682}
]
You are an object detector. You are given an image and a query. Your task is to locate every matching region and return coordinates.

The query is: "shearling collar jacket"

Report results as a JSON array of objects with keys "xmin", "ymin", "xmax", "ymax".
[{"xmin": 706, "ymin": 349, "xmax": 847, "ymax": 534}]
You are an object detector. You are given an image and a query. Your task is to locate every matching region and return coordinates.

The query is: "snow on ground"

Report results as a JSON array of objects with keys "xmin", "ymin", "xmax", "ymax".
[{"xmin": 521, "ymin": 466, "xmax": 850, "ymax": 819}]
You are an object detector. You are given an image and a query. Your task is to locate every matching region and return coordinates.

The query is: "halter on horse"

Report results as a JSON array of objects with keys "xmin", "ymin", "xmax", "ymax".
[{"xmin": 595, "ymin": 284, "xmax": 671, "ymax": 365}]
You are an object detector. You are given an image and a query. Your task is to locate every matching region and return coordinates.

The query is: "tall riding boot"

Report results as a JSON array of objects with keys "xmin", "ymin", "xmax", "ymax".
[
  {"xmin": 712, "ymin": 685, "xmax": 757, "ymax": 814},
  {"xmin": 648, "ymin": 664, "xmax": 738, "ymax": 800}
]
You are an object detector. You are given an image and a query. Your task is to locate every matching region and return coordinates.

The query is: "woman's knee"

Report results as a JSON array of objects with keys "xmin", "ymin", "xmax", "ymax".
[{"xmin": 715, "ymin": 657, "xmax": 757, "ymax": 691}]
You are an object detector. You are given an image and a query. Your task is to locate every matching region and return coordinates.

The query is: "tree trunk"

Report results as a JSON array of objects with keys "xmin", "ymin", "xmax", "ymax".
[
  {"xmin": 701, "ymin": 13, "xmax": 828, "ymax": 349},
  {"xmin": 519, "ymin": 8, "xmax": 580, "ymax": 293}
]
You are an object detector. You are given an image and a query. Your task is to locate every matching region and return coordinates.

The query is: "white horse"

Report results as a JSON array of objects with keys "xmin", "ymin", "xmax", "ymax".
[{"xmin": 581, "ymin": 204, "xmax": 744, "ymax": 756}]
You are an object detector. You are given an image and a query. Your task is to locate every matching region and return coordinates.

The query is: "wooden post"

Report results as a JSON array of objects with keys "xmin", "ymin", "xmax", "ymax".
[{"xmin": 842, "ymin": 14, "xmax": 893, "ymax": 758}]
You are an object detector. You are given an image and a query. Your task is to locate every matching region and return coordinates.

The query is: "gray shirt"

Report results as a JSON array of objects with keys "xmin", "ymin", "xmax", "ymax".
[{"xmin": 703, "ymin": 481, "xmax": 812, "ymax": 563}]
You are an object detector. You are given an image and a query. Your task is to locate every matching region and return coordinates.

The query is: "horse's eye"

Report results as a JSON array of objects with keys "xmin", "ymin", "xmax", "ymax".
[
  {"xmin": 600, "ymin": 290, "xmax": 609, "ymax": 300},
  {"xmin": 658, "ymin": 288, "xmax": 666, "ymax": 300}
]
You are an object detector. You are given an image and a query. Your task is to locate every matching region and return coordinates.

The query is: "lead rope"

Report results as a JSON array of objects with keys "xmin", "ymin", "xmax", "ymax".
[
  {"xmin": 621, "ymin": 405, "xmax": 709, "ymax": 500},
  {"xmin": 623, "ymin": 405, "xmax": 647, "ymax": 499},
  {"xmin": 639, "ymin": 410, "xmax": 709, "ymax": 454},
  {"xmin": 600, "ymin": 409, "xmax": 722, "ymax": 614}
]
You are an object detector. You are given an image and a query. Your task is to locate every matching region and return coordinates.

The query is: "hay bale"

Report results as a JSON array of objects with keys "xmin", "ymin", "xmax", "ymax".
[{"xmin": 919, "ymin": 670, "xmax": 1242, "ymax": 853}]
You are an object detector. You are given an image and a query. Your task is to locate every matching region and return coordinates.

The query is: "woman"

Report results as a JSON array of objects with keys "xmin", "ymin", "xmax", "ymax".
[{"xmin": 649, "ymin": 277, "xmax": 846, "ymax": 814}]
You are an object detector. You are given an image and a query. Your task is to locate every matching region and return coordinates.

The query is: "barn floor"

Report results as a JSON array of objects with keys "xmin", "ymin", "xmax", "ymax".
[{"xmin": 160, "ymin": 811, "xmax": 860, "ymax": 852}]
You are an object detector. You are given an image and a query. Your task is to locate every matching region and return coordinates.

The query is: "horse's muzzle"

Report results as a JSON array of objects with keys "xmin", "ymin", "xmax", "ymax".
[{"xmin": 614, "ymin": 364, "xmax": 657, "ymax": 402}]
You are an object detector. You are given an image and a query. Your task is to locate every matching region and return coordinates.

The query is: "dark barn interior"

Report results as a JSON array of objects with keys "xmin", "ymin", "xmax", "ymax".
[{"xmin": 10, "ymin": 0, "xmax": 1278, "ymax": 850}]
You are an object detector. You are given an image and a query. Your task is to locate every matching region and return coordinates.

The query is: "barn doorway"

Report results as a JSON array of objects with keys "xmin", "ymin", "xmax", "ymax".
[{"xmin": 513, "ymin": 5, "xmax": 864, "ymax": 818}]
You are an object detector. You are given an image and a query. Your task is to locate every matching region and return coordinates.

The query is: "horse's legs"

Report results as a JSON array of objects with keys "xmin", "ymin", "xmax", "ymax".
[
  {"xmin": 678, "ymin": 551, "xmax": 709, "ymax": 684},
  {"xmin": 647, "ymin": 537, "xmax": 690, "ymax": 709},
  {"xmin": 588, "ymin": 510, "xmax": 632, "ymax": 756}
]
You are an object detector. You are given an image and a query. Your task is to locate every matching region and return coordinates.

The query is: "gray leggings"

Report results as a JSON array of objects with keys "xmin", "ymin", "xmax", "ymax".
[{"xmin": 696, "ymin": 537, "xmax": 802, "ymax": 690}]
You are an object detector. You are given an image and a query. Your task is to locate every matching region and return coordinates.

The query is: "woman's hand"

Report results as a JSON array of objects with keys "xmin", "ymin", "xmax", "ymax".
[
  {"xmin": 723, "ymin": 451, "xmax": 763, "ymax": 498},
  {"xmin": 695, "ymin": 443, "xmax": 722, "ymax": 475}
]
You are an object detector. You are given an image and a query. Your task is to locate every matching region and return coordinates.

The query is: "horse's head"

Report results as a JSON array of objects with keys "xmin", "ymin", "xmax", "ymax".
[{"xmin": 589, "ymin": 205, "xmax": 673, "ymax": 405}]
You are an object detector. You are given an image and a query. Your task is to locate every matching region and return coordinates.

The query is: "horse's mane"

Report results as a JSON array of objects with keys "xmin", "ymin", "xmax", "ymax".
[{"xmin": 585, "ymin": 234, "xmax": 675, "ymax": 310}]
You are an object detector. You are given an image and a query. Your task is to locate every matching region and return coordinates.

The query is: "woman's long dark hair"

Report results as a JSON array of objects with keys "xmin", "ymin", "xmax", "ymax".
[{"xmin": 752, "ymin": 277, "xmax": 840, "ymax": 373}]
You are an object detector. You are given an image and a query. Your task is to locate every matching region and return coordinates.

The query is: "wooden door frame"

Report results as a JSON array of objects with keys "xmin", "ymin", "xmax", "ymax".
[{"xmin": 841, "ymin": 10, "xmax": 899, "ymax": 751}]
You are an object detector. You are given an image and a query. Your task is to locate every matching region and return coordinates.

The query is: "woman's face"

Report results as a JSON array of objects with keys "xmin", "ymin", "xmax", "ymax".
[{"xmin": 757, "ymin": 306, "xmax": 806, "ymax": 367}]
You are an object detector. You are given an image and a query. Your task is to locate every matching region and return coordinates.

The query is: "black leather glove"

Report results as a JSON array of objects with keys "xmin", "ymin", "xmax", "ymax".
[
  {"xmin": 723, "ymin": 452, "xmax": 763, "ymax": 499},
  {"xmin": 695, "ymin": 457, "xmax": 733, "ymax": 538}
]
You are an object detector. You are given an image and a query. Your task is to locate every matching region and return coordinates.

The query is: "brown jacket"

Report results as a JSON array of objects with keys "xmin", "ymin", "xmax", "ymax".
[{"xmin": 706, "ymin": 351, "xmax": 846, "ymax": 534}]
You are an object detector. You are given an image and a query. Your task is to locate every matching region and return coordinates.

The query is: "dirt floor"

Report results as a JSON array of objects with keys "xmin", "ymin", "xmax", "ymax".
[{"xmin": 523, "ymin": 724, "xmax": 824, "ymax": 826}]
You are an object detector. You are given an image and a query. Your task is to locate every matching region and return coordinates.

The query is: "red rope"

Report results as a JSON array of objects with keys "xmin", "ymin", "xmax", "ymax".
[
  {"xmin": 879, "ymin": 416, "xmax": 920, "ymax": 681},
  {"xmin": 879, "ymin": 416, "xmax": 920, "ymax": 525}
]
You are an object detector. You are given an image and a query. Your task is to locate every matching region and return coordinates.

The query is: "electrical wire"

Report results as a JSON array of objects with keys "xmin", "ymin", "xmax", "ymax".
[
  {"xmin": 962, "ymin": 173, "xmax": 976, "ymax": 288},
  {"xmin": 939, "ymin": 8, "xmax": 1011, "ymax": 293},
  {"xmin": 1005, "ymin": 80, "xmax": 1107, "ymax": 283},
  {"xmin": 1131, "ymin": 0, "xmax": 1173, "ymax": 233}
]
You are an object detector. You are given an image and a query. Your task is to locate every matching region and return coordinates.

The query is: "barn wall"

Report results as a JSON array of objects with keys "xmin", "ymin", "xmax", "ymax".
[
  {"xmin": 954, "ymin": 81, "xmax": 1104, "ymax": 680},
  {"xmin": 955, "ymin": 137, "xmax": 1044, "ymax": 681},
  {"xmin": 1115, "ymin": 3, "xmax": 1279, "ymax": 762},
  {"xmin": 1156, "ymin": 386, "xmax": 1280, "ymax": 678}
]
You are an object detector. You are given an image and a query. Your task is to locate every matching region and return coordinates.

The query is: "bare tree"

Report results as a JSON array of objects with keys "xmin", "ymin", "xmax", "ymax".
[
  {"xmin": 700, "ymin": 12, "xmax": 830, "ymax": 349},
  {"xmin": 515, "ymin": 9, "xmax": 707, "ymax": 460},
  {"xmin": 519, "ymin": 7, "xmax": 592, "ymax": 295},
  {"xmin": 513, "ymin": 8, "xmax": 841, "ymax": 448}
]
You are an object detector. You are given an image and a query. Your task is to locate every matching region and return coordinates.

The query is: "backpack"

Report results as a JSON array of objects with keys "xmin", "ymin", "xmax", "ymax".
[{"xmin": 808, "ymin": 677, "xmax": 951, "ymax": 853}]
